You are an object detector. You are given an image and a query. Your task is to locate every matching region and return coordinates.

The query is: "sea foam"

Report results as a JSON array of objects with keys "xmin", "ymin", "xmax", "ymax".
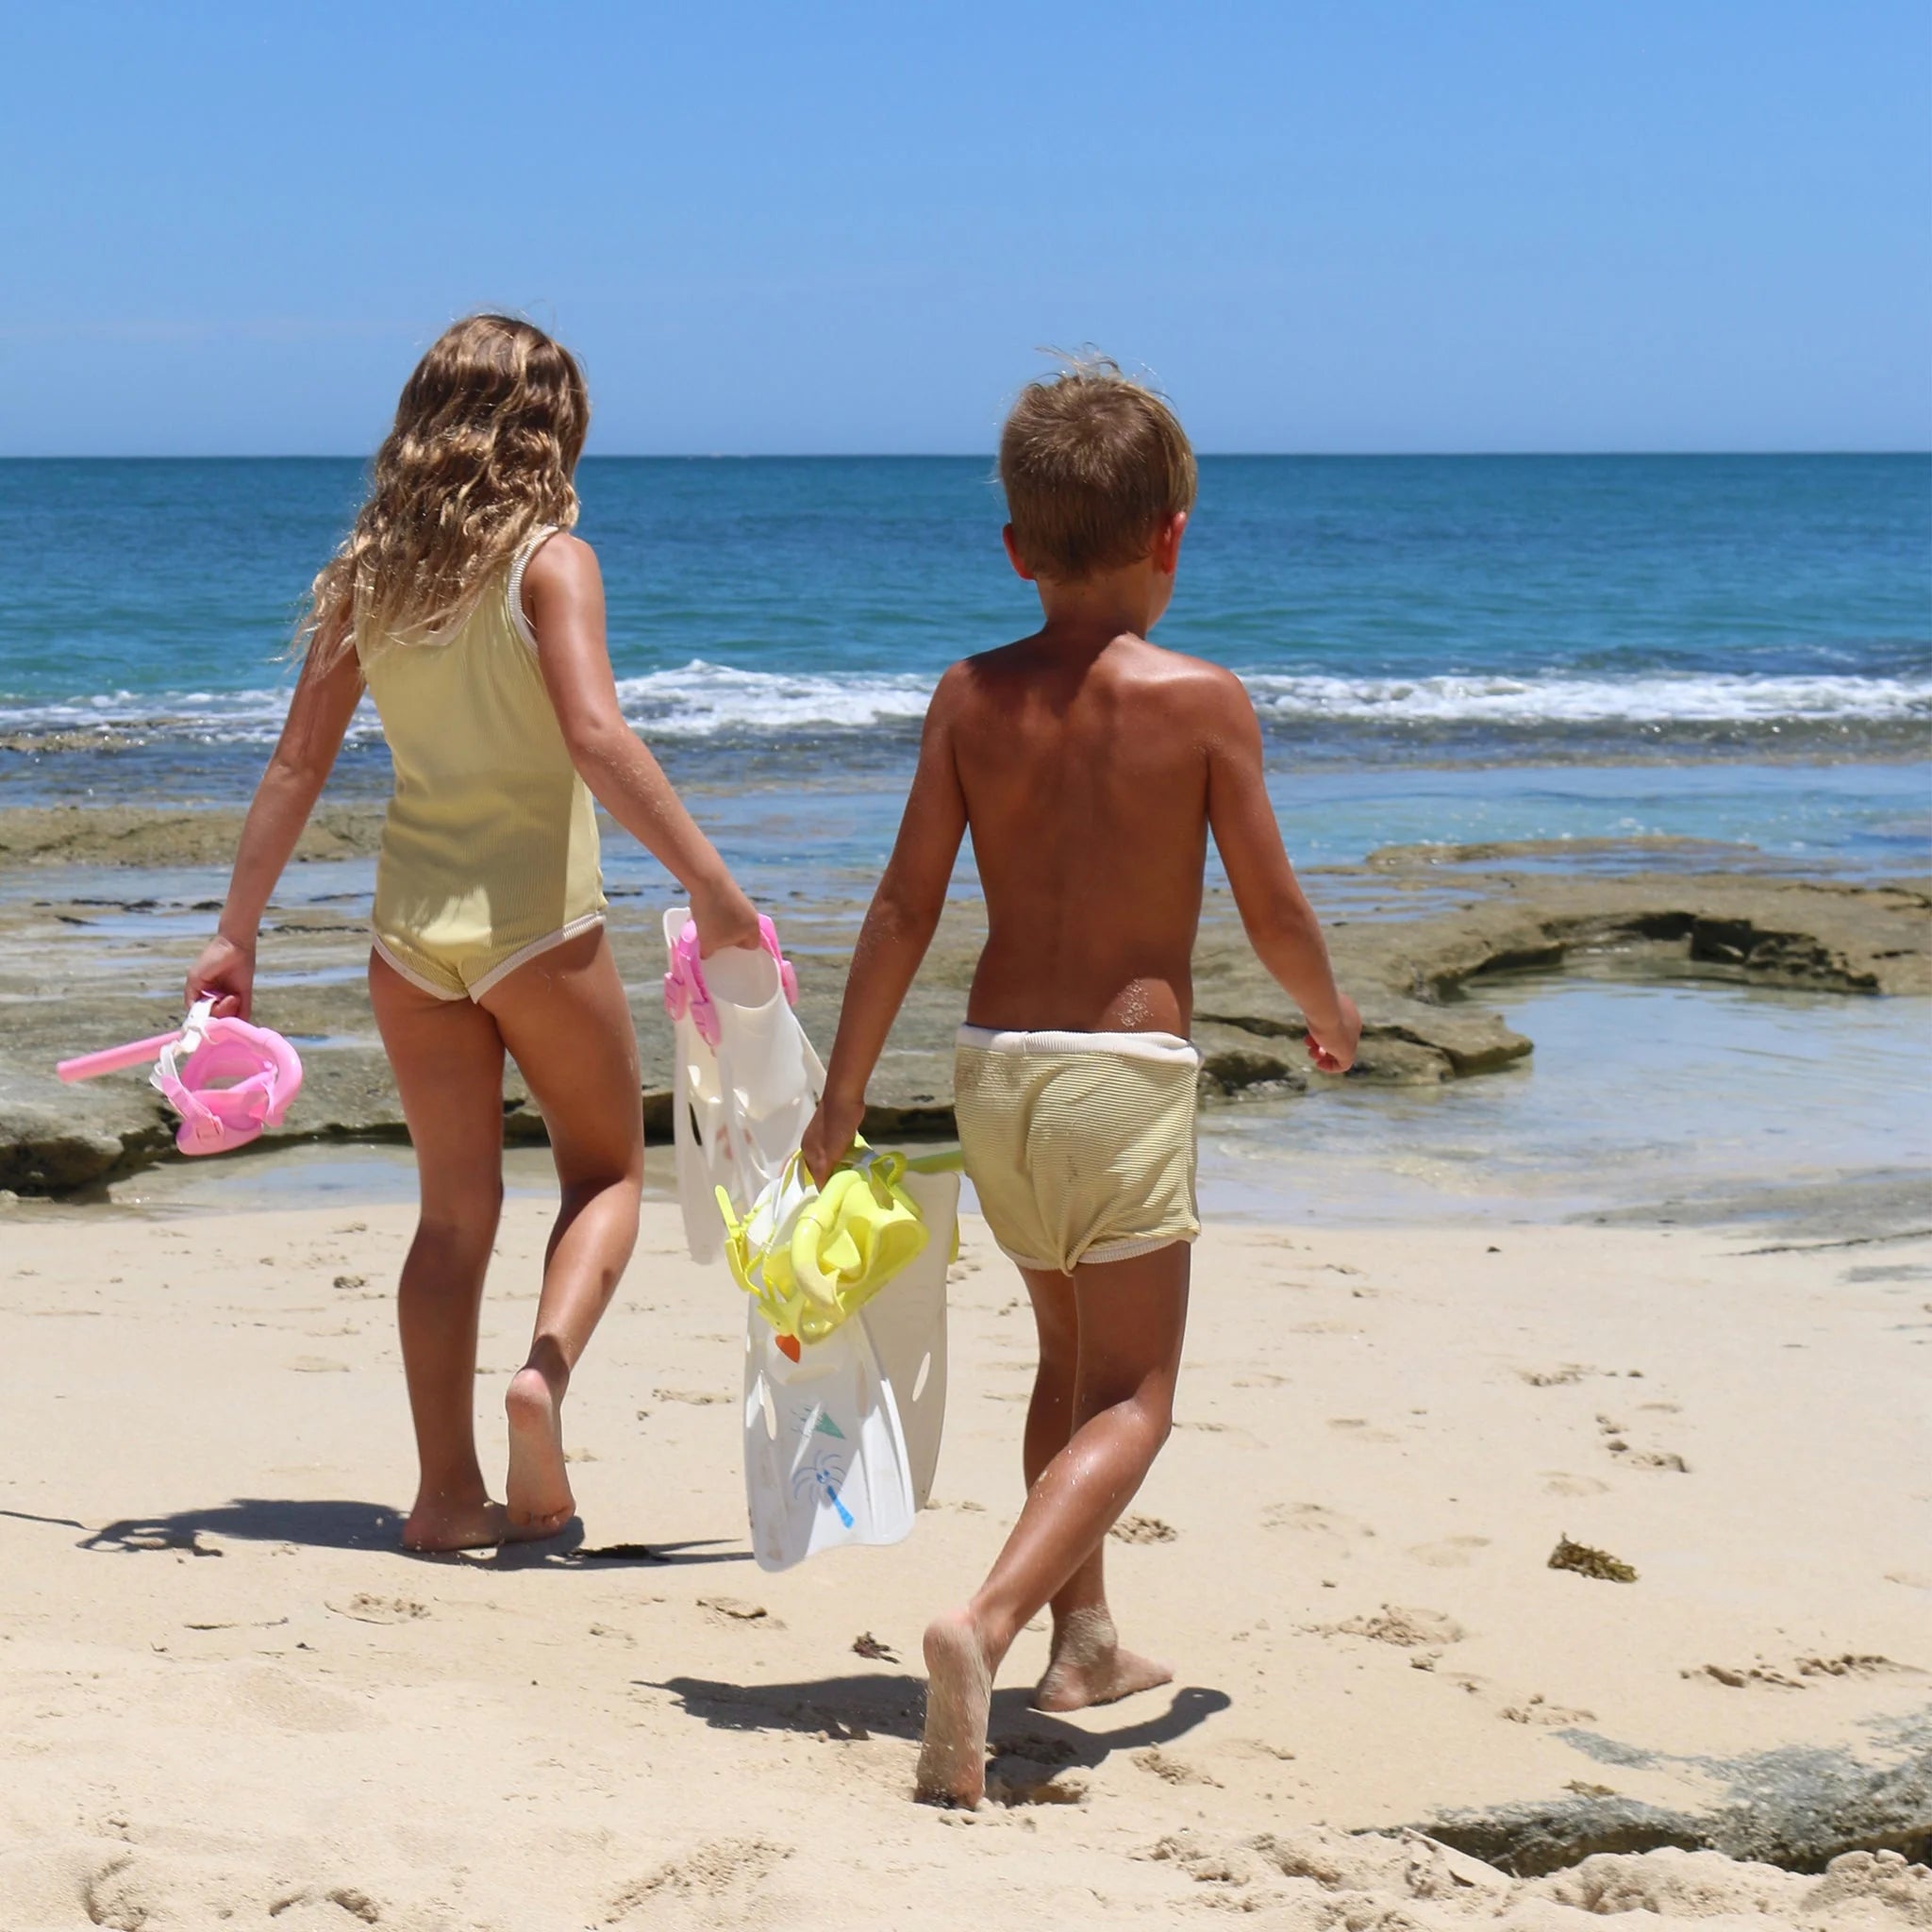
[{"xmin": 4, "ymin": 660, "xmax": 1926, "ymax": 747}]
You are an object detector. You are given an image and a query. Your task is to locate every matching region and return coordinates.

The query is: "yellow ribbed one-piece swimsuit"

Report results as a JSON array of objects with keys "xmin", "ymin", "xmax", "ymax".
[{"xmin": 358, "ymin": 527, "xmax": 606, "ymax": 1000}]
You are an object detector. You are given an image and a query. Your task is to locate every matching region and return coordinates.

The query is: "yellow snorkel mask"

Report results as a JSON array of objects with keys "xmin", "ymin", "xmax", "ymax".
[{"xmin": 717, "ymin": 1142, "xmax": 958, "ymax": 1352}]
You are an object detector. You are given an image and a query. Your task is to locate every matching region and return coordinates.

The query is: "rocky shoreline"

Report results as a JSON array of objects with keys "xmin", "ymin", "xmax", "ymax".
[{"xmin": 1, "ymin": 806, "xmax": 1926, "ymax": 1194}]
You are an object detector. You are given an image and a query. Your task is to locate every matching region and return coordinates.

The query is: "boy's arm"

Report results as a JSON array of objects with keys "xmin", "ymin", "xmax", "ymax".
[
  {"xmin": 801, "ymin": 671, "xmax": 970, "ymax": 1183},
  {"xmin": 525, "ymin": 534, "xmax": 759, "ymax": 954},
  {"xmin": 1204, "ymin": 675, "xmax": 1360, "ymax": 1073},
  {"xmin": 185, "ymin": 628, "xmax": 365, "ymax": 1019}
]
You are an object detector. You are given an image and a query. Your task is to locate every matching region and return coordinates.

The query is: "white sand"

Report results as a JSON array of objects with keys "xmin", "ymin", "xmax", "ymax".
[{"xmin": 0, "ymin": 1194, "xmax": 1926, "ymax": 1928}]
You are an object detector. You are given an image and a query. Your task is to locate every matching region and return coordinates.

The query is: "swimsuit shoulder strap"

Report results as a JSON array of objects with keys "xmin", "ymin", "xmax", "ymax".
[{"xmin": 507, "ymin": 525, "xmax": 560, "ymax": 650}]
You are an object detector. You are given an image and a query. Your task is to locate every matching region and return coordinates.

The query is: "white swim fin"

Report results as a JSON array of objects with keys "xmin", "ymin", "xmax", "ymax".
[
  {"xmin": 662, "ymin": 905, "xmax": 824, "ymax": 1264},
  {"xmin": 854, "ymin": 1164, "xmax": 955, "ymax": 1510},
  {"xmin": 741, "ymin": 1303, "xmax": 917, "ymax": 1572}
]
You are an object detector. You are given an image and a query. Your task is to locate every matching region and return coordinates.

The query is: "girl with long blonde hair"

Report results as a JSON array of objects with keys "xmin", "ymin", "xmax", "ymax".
[{"xmin": 187, "ymin": 315, "xmax": 760, "ymax": 1549}]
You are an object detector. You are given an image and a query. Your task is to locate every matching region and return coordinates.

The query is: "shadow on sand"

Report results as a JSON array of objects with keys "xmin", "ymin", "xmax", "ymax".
[
  {"xmin": 72, "ymin": 1497, "xmax": 752, "ymax": 1569},
  {"xmin": 78, "ymin": 1497, "xmax": 406, "ymax": 1554},
  {"xmin": 647, "ymin": 1671, "xmax": 1231, "ymax": 1790}
]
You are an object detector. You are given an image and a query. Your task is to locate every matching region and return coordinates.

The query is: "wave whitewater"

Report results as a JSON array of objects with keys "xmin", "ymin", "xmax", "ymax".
[{"xmin": 3, "ymin": 660, "xmax": 1928, "ymax": 747}]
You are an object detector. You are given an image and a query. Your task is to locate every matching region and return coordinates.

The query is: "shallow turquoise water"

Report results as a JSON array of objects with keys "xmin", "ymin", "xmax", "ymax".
[{"xmin": 1197, "ymin": 969, "xmax": 1932, "ymax": 1225}]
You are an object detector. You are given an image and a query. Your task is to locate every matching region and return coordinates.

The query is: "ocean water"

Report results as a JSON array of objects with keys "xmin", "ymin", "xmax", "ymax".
[
  {"xmin": 5, "ymin": 455, "xmax": 1926, "ymax": 1222},
  {"xmin": 2, "ymin": 455, "xmax": 1927, "ymax": 876}
]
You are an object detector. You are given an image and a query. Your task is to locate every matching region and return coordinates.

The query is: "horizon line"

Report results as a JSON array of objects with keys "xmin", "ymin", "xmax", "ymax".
[{"xmin": 1, "ymin": 448, "xmax": 1927, "ymax": 462}]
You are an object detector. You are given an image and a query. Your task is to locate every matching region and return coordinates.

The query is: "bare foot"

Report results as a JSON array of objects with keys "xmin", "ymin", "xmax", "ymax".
[
  {"xmin": 916, "ymin": 1609, "xmax": 993, "ymax": 1807},
  {"xmin": 505, "ymin": 1366, "xmax": 575, "ymax": 1540},
  {"xmin": 402, "ymin": 1491, "xmax": 509, "ymax": 1553},
  {"xmin": 1032, "ymin": 1605, "xmax": 1172, "ymax": 1712}
]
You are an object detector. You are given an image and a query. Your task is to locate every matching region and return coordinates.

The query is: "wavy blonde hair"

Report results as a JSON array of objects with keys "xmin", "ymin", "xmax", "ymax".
[{"xmin": 300, "ymin": 314, "xmax": 590, "ymax": 666}]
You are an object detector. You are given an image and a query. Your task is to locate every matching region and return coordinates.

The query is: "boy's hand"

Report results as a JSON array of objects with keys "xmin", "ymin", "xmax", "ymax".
[
  {"xmin": 800, "ymin": 1089, "xmax": 865, "ymax": 1190},
  {"xmin": 1305, "ymin": 992, "xmax": 1361, "ymax": 1075},
  {"xmin": 690, "ymin": 876, "xmax": 762, "ymax": 957},
  {"xmin": 186, "ymin": 933, "xmax": 256, "ymax": 1021}
]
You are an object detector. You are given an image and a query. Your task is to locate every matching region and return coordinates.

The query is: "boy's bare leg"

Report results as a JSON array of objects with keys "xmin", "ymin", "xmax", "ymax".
[
  {"xmin": 1018, "ymin": 1265, "xmax": 1174, "ymax": 1712},
  {"xmin": 369, "ymin": 954, "xmax": 511, "ymax": 1553},
  {"xmin": 919, "ymin": 1244, "xmax": 1190, "ymax": 1806},
  {"xmin": 484, "ymin": 928, "xmax": 645, "ymax": 1538}
]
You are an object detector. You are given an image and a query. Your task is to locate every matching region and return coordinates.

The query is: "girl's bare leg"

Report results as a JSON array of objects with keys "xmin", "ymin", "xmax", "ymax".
[
  {"xmin": 1018, "ymin": 1264, "xmax": 1174, "ymax": 1713},
  {"xmin": 481, "ymin": 927, "xmax": 644, "ymax": 1536},
  {"xmin": 368, "ymin": 952, "xmax": 510, "ymax": 1553},
  {"xmin": 919, "ymin": 1244, "xmax": 1191, "ymax": 1806}
]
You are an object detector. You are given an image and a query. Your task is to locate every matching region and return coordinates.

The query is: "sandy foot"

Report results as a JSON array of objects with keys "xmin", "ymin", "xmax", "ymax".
[
  {"xmin": 401, "ymin": 1492, "xmax": 511, "ymax": 1553},
  {"xmin": 916, "ymin": 1611, "xmax": 993, "ymax": 1808},
  {"xmin": 505, "ymin": 1366, "xmax": 575, "ymax": 1539},
  {"xmin": 1032, "ymin": 1605, "xmax": 1174, "ymax": 1712}
]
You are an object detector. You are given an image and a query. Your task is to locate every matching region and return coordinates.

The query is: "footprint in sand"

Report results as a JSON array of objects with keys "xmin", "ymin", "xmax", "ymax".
[
  {"xmin": 237, "ymin": 1666, "xmax": 372, "ymax": 1733},
  {"xmin": 1109, "ymin": 1513, "xmax": 1177, "ymax": 1545},
  {"xmin": 699, "ymin": 1596, "xmax": 785, "ymax": 1630},
  {"xmin": 1320, "ymin": 1604, "xmax": 1466, "ymax": 1647},
  {"xmin": 1518, "ymin": 1364, "xmax": 1595, "ymax": 1387},
  {"xmin": 984, "ymin": 1762, "xmax": 1089, "ymax": 1807},
  {"xmin": 607, "ymin": 1837, "xmax": 792, "ymax": 1916},
  {"xmin": 1500, "ymin": 1693, "xmax": 1596, "ymax": 1724},
  {"xmin": 653, "ymin": 1388, "xmax": 728, "ymax": 1406},
  {"xmin": 1541, "ymin": 1471, "xmax": 1611, "ymax": 1498},
  {"xmin": 287, "ymin": 1356, "xmax": 349, "ymax": 1374},
  {"xmin": 265, "ymin": 1887, "xmax": 382, "ymax": 1924},
  {"xmin": 326, "ymin": 1593, "xmax": 429, "ymax": 1625},
  {"xmin": 1262, "ymin": 1502, "xmax": 1376, "ymax": 1552},
  {"xmin": 1133, "ymin": 1746, "xmax": 1221, "ymax": 1787},
  {"xmin": 1406, "ymin": 1535, "xmax": 1491, "ymax": 1569}
]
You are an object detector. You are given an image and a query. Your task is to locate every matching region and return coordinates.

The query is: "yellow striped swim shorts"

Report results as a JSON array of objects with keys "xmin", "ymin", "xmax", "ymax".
[{"xmin": 953, "ymin": 1025, "xmax": 1202, "ymax": 1274}]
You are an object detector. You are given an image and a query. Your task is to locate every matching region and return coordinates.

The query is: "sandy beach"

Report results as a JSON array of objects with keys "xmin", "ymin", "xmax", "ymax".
[{"xmin": 1, "ymin": 1184, "xmax": 1926, "ymax": 1928}]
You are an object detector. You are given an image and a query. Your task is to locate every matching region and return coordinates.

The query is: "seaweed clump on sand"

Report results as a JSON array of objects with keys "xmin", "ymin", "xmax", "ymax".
[{"xmin": 1549, "ymin": 1535, "xmax": 1638, "ymax": 1583}]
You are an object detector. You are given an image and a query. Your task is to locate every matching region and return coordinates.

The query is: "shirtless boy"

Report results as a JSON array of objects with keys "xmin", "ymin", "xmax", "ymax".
[{"xmin": 799, "ymin": 362, "xmax": 1361, "ymax": 1807}]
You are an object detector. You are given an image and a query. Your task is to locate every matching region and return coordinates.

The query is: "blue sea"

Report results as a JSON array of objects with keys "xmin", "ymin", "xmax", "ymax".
[{"xmin": 2, "ymin": 456, "xmax": 1928, "ymax": 887}]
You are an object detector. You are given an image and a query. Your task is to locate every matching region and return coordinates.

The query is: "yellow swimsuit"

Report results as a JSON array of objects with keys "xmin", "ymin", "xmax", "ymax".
[{"xmin": 358, "ymin": 528, "xmax": 606, "ymax": 1000}]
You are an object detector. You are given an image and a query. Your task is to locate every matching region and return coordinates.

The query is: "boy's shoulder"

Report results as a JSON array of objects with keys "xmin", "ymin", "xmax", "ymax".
[{"xmin": 941, "ymin": 636, "xmax": 1251, "ymax": 713}]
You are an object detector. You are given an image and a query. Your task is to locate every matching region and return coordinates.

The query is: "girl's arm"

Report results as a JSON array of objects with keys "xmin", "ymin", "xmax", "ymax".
[
  {"xmin": 523, "ymin": 534, "xmax": 758, "ymax": 953},
  {"xmin": 800, "ymin": 669, "xmax": 968, "ymax": 1183},
  {"xmin": 185, "ymin": 629, "xmax": 364, "ymax": 1019}
]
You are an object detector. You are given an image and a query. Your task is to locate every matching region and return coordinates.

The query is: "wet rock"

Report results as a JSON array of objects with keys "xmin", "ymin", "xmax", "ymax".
[
  {"xmin": 3, "ymin": 825, "xmax": 1925, "ymax": 1192},
  {"xmin": 1423, "ymin": 1716, "xmax": 1932, "ymax": 1874},
  {"xmin": 0, "ymin": 1066, "xmax": 171, "ymax": 1191}
]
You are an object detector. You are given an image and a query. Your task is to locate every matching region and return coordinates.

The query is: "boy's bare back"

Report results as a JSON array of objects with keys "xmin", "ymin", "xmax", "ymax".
[{"xmin": 938, "ymin": 631, "xmax": 1250, "ymax": 1037}]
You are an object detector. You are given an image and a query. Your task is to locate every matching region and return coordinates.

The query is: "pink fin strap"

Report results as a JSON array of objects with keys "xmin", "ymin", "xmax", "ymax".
[{"xmin": 663, "ymin": 914, "xmax": 797, "ymax": 1050}]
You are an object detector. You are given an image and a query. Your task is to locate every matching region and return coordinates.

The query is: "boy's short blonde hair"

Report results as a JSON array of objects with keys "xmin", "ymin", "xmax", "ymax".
[{"xmin": 998, "ymin": 359, "xmax": 1198, "ymax": 580}]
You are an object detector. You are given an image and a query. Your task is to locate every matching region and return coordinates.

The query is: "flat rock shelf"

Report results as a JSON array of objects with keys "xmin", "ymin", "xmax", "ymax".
[{"xmin": 1, "ymin": 808, "xmax": 1926, "ymax": 1194}]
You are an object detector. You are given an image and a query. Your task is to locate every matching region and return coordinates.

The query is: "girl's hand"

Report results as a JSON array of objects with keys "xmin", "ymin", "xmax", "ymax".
[
  {"xmin": 186, "ymin": 934, "xmax": 256, "ymax": 1021},
  {"xmin": 1306, "ymin": 991, "xmax": 1361, "ymax": 1074},
  {"xmin": 690, "ymin": 875, "xmax": 762, "ymax": 957},
  {"xmin": 800, "ymin": 1089, "xmax": 865, "ymax": 1190}
]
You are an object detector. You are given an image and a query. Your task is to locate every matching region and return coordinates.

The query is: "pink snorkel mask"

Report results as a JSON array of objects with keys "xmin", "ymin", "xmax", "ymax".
[{"xmin": 58, "ymin": 997, "xmax": 304, "ymax": 1157}]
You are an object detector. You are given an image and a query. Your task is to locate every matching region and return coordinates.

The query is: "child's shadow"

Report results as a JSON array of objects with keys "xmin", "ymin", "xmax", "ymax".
[
  {"xmin": 76, "ymin": 1497, "xmax": 404, "ymax": 1555},
  {"xmin": 647, "ymin": 1670, "xmax": 1231, "ymax": 1790},
  {"xmin": 72, "ymin": 1499, "xmax": 745, "ymax": 1568}
]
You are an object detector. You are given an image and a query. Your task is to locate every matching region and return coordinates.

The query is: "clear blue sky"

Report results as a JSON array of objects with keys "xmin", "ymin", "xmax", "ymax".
[{"xmin": 3, "ymin": 2, "xmax": 1926, "ymax": 454}]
